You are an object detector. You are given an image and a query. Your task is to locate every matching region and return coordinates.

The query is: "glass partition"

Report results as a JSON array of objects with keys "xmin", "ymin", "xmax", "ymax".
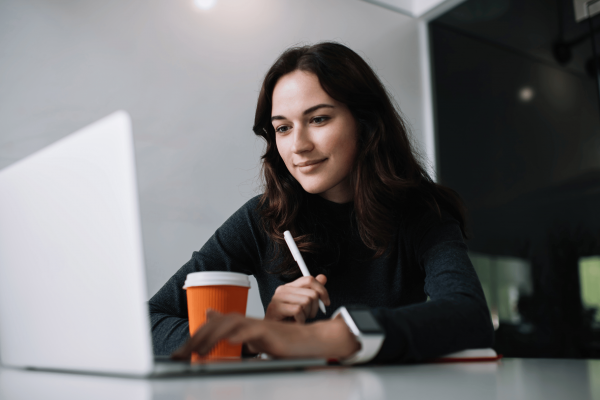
[
  {"xmin": 431, "ymin": 0, "xmax": 600, "ymax": 358},
  {"xmin": 580, "ymin": 256, "xmax": 600, "ymax": 326},
  {"xmin": 588, "ymin": 0, "xmax": 600, "ymax": 100}
]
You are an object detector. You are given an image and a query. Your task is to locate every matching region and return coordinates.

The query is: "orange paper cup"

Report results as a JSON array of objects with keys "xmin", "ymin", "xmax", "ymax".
[{"xmin": 183, "ymin": 271, "xmax": 250, "ymax": 361}]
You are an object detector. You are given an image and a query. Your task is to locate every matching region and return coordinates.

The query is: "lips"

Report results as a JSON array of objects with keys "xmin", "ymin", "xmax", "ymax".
[
  {"xmin": 295, "ymin": 159, "xmax": 327, "ymax": 173},
  {"xmin": 295, "ymin": 159, "xmax": 326, "ymax": 167}
]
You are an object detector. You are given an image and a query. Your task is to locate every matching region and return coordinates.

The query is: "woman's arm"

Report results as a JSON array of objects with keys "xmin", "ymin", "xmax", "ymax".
[
  {"xmin": 172, "ymin": 310, "xmax": 360, "ymax": 360},
  {"xmin": 370, "ymin": 213, "xmax": 495, "ymax": 363},
  {"xmin": 148, "ymin": 196, "xmax": 265, "ymax": 355},
  {"xmin": 161, "ymin": 207, "xmax": 493, "ymax": 362}
]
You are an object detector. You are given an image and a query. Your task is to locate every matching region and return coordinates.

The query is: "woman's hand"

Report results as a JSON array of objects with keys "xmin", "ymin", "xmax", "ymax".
[
  {"xmin": 265, "ymin": 274, "xmax": 330, "ymax": 323},
  {"xmin": 171, "ymin": 309, "xmax": 360, "ymax": 360}
]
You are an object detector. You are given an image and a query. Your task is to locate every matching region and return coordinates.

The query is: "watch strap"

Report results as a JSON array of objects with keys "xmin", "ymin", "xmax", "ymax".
[{"xmin": 332, "ymin": 307, "xmax": 385, "ymax": 365}]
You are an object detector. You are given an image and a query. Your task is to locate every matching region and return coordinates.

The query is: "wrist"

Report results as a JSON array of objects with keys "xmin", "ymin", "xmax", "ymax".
[
  {"xmin": 330, "ymin": 306, "xmax": 385, "ymax": 364},
  {"xmin": 311, "ymin": 318, "xmax": 361, "ymax": 359}
]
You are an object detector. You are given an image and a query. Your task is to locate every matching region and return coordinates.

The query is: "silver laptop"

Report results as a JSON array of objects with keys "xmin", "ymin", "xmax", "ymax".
[{"xmin": 0, "ymin": 111, "xmax": 325, "ymax": 377}]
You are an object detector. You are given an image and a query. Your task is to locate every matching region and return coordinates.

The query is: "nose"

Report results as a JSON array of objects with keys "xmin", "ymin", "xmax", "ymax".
[{"xmin": 291, "ymin": 124, "xmax": 313, "ymax": 154}]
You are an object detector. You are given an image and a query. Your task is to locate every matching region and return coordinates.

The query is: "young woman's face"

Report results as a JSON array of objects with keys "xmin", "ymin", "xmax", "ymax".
[{"xmin": 271, "ymin": 70, "xmax": 358, "ymax": 204}]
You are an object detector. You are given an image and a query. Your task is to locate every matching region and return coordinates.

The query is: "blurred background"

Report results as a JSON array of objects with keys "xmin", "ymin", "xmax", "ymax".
[
  {"xmin": 430, "ymin": 0, "xmax": 600, "ymax": 358},
  {"xmin": 1, "ymin": 0, "xmax": 599, "ymax": 359}
]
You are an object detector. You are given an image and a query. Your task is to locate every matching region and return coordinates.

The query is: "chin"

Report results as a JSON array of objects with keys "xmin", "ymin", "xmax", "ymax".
[
  {"xmin": 296, "ymin": 179, "xmax": 329, "ymax": 195},
  {"xmin": 300, "ymin": 185, "xmax": 326, "ymax": 195}
]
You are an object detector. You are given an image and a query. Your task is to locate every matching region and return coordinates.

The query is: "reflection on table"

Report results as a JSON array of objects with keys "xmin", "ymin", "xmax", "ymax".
[{"xmin": 0, "ymin": 359, "xmax": 598, "ymax": 400}]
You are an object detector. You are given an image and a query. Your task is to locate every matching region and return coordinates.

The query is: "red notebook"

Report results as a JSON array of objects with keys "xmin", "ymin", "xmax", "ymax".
[{"xmin": 434, "ymin": 348, "xmax": 502, "ymax": 363}]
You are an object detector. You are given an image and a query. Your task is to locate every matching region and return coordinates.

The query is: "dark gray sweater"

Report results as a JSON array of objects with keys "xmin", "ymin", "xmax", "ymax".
[{"xmin": 149, "ymin": 194, "xmax": 494, "ymax": 363}]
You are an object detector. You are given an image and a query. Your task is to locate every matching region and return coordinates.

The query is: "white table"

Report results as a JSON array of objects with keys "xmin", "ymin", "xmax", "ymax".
[{"xmin": 1, "ymin": 358, "xmax": 599, "ymax": 400}]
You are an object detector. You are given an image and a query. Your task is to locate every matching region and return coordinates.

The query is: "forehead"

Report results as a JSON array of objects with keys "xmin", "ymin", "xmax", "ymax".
[{"xmin": 271, "ymin": 70, "xmax": 335, "ymax": 116}]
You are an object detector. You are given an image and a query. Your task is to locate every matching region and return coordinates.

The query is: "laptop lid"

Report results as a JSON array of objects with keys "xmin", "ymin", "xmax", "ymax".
[{"xmin": 0, "ymin": 111, "xmax": 154, "ymax": 376}]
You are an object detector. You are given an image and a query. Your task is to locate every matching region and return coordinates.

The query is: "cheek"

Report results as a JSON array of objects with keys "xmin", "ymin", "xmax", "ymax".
[
  {"xmin": 330, "ymin": 131, "xmax": 358, "ymax": 166},
  {"xmin": 338, "ymin": 136, "xmax": 356, "ymax": 157}
]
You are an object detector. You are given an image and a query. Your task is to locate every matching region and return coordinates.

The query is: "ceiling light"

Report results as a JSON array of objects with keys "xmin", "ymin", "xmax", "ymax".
[
  {"xmin": 519, "ymin": 87, "xmax": 534, "ymax": 102},
  {"xmin": 193, "ymin": 0, "xmax": 216, "ymax": 11}
]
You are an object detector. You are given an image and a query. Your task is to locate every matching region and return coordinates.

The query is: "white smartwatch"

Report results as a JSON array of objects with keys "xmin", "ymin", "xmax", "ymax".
[{"xmin": 331, "ymin": 305, "xmax": 385, "ymax": 365}]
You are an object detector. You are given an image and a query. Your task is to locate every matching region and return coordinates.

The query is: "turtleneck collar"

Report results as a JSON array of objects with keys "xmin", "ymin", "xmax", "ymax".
[{"xmin": 310, "ymin": 193, "xmax": 354, "ymax": 220}]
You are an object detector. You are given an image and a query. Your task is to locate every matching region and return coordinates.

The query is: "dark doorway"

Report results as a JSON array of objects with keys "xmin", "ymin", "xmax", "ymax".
[{"xmin": 430, "ymin": 0, "xmax": 600, "ymax": 358}]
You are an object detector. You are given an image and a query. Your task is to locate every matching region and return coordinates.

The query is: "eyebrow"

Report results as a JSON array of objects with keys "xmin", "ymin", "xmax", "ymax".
[{"xmin": 271, "ymin": 104, "xmax": 335, "ymax": 122}]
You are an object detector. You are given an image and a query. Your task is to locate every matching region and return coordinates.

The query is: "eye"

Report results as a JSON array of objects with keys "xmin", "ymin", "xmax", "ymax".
[
  {"xmin": 311, "ymin": 116, "xmax": 330, "ymax": 124},
  {"xmin": 275, "ymin": 125, "xmax": 291, "ymax": 134}
]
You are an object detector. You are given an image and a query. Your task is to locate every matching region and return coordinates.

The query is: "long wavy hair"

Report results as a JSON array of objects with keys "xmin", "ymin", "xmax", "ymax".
[{"xmin": 252, "ymin": 42, "xmax": 467, "ymax": 276}]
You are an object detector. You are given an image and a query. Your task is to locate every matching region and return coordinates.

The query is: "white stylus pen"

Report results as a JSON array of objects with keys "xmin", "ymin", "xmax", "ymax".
[{"xmin": 283, "ymin": 230, "xmax": 327, "ymax": 314}]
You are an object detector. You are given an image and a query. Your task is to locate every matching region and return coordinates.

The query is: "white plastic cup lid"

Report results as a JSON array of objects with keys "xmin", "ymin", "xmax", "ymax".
[{"xmin": 183, "ymin": 271, "xmax": 251, "ymax": 289}]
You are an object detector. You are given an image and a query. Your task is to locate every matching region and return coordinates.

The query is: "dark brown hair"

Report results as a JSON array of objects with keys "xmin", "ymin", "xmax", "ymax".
[{"xmin": 252, "ymin": 42, "xmax": 467, "ymax": 276}]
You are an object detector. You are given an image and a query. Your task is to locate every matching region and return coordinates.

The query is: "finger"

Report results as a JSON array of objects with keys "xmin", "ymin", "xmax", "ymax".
[
  {"xmin": 171, "ymin": 312, "xmax": 228, "ymax": 359},
  {"xmin": 196, "ymin": 313, "xmax": 247, "ymax": 355},
  {"xmin": 287, "ymin": 275, "xmax": 331, "ymax": 306},
  {"xmin": 315, "ymin": 274, "xmax": 327, "ymax": 285},
  {"xmin": 171, "ymin": 326, "xmax": 215, "ymax": 359},
  {"xmin": 292, "ymin": 274, "xmax": 331, "ymax": 306},
  {"xmin": 284, "ymin": 287, "xmax": 326, "ymax": 317},
  {"xmin": 272, "ymin": 289, "xmax": 321, "ymax": 320},
  {"xmin": 285, "ymin": 288, "xmax": 319, "ymax": 319},
  {"xmin": 173, "ymin": 313, "xmax": 245, "ymax": 359},
  {"xmin": 171, "ymin": 328, "xmax": 209, "ymax": 360},
  {"xmin": 275, "ymin": 287, "xmax": 321, "ymax": 306}
]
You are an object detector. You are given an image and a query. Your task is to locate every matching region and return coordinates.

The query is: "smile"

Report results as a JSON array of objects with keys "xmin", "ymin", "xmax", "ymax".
[{"xmin": 296, "ymin": 159, "xmax": 326, "ymax": 171}]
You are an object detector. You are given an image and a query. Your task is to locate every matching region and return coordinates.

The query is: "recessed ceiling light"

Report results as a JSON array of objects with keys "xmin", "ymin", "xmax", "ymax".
[
  {"xmin": 192, "ymin": 0, "xmax": 216, "ymax": 11},
  {"xmin": 519, "ymin": 87, "xmax": 534, "ymax": 102}
]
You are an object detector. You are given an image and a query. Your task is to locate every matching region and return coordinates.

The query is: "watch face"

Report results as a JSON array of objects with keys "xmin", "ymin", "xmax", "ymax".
[{"xmin": 346, "ymin": 309, "xmax": 384, "ymax": 334}]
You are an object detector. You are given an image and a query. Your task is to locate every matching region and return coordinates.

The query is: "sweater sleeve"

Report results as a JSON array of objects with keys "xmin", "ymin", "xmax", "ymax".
[
  {"xmin": 148, "ymin": 196, "xmax": 266, "ymax": 356},
  {"xmin": 370, "ymin": 212, "xmax": 494, "ymax": 363}
]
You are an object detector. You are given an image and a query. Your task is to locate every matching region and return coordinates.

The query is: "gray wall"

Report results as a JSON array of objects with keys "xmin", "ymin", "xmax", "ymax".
[{"xmin": 0, "ymin": 0, "xmax": 427, "ymax": 318}]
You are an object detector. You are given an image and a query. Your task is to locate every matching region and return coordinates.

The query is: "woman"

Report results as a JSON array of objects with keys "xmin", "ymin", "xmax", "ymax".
[{"xmin": 150, "ymin": 42, "xmax": 494, "ymax": 363}]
